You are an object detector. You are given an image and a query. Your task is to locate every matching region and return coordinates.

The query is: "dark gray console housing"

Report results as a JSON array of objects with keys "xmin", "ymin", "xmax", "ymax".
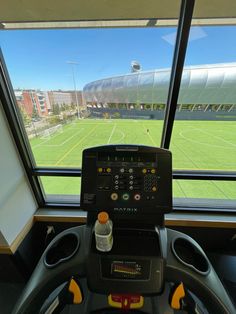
[{"xmin": 81, "ymin": 145, "xmax": 172, "ymax": 217}]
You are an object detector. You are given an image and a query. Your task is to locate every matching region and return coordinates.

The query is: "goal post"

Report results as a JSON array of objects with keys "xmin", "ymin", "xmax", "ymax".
[{"xmin": 39, "ymin": 124, "xmax": 63, "ymax": 139}]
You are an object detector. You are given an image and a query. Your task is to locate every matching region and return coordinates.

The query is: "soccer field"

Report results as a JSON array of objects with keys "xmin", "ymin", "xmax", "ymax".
[{"xmin": 30, "ymin": 119, "xmax": 236, "ymax": 200}]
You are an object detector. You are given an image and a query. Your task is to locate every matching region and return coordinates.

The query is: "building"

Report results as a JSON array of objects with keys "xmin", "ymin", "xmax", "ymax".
[
  {"xmin": 83, "ymin": 63, "xmax": 236, "ymax": 113},
  {"xmin": 47, "ymin": 91, "xmax": 73, "ymax": 107},
  {"xmin": 14, "ymin": 90, "xmax": 49, "ymax": 117},
  {"xmin": 35, "ymin": 91, "xmax": 49, "ymax": 116},
  {"xmin": 70, "ymin": 90, "xmax": 84, "ymax": 107},
  {"xmin": 14, "ymin": 89, "xmax": 84, "ymax": 118}
]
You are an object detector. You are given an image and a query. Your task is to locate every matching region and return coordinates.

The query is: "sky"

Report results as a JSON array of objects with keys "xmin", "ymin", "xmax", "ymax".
[{"xmin": 0, "ymin": 25, "xmax": 236, "ymax": 91}]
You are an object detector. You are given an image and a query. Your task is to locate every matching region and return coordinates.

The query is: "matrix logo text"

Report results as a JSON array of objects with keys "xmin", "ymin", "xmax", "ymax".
[{"xmin": 113, "ymin": 207, "xmax": 138, "ymax": 213}]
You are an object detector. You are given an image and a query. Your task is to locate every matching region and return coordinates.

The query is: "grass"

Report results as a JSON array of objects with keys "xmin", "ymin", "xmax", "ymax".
[{"xmin": 30, "ymin": 119, "xmax": 236, "ymax": 200}]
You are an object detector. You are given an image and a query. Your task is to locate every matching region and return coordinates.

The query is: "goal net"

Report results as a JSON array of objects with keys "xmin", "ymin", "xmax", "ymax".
[{"xmin": 40, "ymin": 124, "xmax": 63, "ymax": 139}]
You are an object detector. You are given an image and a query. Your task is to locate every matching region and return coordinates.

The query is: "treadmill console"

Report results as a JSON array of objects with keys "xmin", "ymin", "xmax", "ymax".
[
  {"xmin": 81, "ymin": 145, "xmax": 172, "ymax": 215},
  {"xmin": 82, "ymin": 145, "xmax": 172, "ymax": 295}
]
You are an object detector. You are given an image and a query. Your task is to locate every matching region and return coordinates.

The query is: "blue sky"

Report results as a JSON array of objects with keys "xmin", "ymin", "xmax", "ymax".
[{"xmin": 0, "ymin": 26, "xmax": 236, "ymax": 90}]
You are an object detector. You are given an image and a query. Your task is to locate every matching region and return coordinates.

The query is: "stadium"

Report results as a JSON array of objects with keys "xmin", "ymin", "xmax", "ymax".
[{"xmin": 83, "ymin": 62, "xmax": 236, "ymax": 120}]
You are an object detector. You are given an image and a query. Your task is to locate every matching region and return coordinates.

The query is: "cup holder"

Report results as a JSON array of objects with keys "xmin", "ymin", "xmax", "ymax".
[
  {"xmin": 44, "ymin": 232, "xmax": 80, "ymax": 268},
  {"xmin": 172, "ymin": 237, "xmax": 210, "ymax": 275}
]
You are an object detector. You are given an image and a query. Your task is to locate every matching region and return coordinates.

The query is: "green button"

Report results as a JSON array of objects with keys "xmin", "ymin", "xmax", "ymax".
[{"xmin": 122, "ymin": 193, "xmax": 129, "ymax": 201}]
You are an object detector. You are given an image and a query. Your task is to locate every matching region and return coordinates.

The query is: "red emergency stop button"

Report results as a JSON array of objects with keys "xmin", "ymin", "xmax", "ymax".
[{"xmin": 108, "ymin": 294, "xmax": 144, "ymax": 309}]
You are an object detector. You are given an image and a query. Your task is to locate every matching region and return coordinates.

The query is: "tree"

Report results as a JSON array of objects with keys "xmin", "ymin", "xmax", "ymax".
[
  {"xmin": 61, "ymin": 103, "xmax": 69, "ymax": 112},
  {"xmin": 133, "ymin": 103, "xmax": 141, "ymax": 110},
  {"xmin": 19, "ymin": 106, "xmax": 31, "ymax": 126},
  {"xmin": 113, "ymin": 112, "xmax": 121, "ymax": 119},
  {"xmin": 47, "ymin": 115, "xmax": 60, "ymax": 126},
  {"xmin": 144, "ymin": 104, "xmax": 151, "ymax": 110},
  {"xmin": 70, "ymin": 103, "xmax": 76, "ymax": 111},
  {"xmin": 103, "ymin": 112, "xmax": 110, "ymax": 119},
  {"xmin": 52, "ymin": 103, "xmax": 60, "ymax": 115},
  {"xmin": 31, "ymin": 106, "xmax": 39, "ymax": 120}
]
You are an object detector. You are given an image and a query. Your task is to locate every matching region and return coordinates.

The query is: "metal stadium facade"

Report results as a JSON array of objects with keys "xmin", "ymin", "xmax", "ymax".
[{"xmin": 83, "ymin": 63, "xmax": 236, "ymax": 108}]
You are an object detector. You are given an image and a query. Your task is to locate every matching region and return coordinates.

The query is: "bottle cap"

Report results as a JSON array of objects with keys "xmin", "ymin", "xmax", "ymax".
[{"xmin": 98, "ymin": 211, "xmax": 109, "ymax": 224}]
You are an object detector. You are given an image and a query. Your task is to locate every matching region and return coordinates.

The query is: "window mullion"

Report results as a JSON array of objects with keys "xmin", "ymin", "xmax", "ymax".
[{"xmin": 161, "ymin": 0, "xmax": 195, "ymax": 148}]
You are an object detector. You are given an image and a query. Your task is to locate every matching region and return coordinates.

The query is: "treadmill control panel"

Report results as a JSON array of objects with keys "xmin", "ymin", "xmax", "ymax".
[{"xmin": 81, "ymin": 145, "xmax": 172, "ymax": 214}]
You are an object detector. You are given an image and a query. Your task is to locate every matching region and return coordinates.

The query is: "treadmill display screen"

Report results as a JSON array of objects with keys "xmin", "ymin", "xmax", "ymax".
[{"xmin": 101, "ymin": 259, "xmax": 151, "ymax": 280}]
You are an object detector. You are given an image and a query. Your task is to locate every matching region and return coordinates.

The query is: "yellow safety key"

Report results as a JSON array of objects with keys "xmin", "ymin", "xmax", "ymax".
[
  {"xmin": 170, "ymin": 282, "xmax": 185, "ymax": 310},
  {"xmin": 68, "ymin": 278, "xmax": 83, "ymax": 304}
]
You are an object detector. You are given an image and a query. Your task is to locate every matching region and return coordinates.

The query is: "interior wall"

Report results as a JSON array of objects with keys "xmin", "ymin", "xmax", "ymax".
[{"xmin": 0, "ymin": 101, "xmax": 37, "ymax": 247}]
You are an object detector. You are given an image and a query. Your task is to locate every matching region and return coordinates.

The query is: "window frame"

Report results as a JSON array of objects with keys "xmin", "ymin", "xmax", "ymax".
[{"xmin": 0, "ymin": 0, "xmax": 235, "ymax": 212}]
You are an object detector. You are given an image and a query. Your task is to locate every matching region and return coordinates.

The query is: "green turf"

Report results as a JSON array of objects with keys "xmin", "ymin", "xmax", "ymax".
[
  {"xmin": 170, "ymin": 121, "xmax": 236, "ymax": 171},
  {"xmin": 30, "ymin": 119, "xmax": 236, "ymax": 200}
]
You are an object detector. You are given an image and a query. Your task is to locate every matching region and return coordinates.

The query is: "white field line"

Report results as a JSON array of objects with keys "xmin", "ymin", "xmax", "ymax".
[
  {"xmin": 179, "ymin": 129, "xmax": 236, "ymax": 150},
  {"xmin": 142, "ymin": 124, "xmax": 157, "ymax": 146},
  {"xmin": 32, "ymin": 126, "xmax": 75, "ymax": 149},
  {"xmin": 107, "ymin": 124, "xmax": 117, "ymax": 144},
  {"xmin": 55, "ymin": 124, "xmax": 98, "ymax": 165},
  {"xmin": 195, "ymin": 128, "xmax": 236, "ymax": 148},
  {"xmin": 32, "ymin": 133, "xmax": 61, "ymax": 149},
  {"xmin": 115, "ymin": 129, "xmax": 125, "ymax": 143},
  {"xmin": 42, "ymin": 128, "xmax": 84, "ymax": 147}
]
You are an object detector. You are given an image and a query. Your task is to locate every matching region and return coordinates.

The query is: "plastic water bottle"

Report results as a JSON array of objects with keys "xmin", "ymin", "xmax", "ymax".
[{"xmin": 95, "ymin": 211, "xmax": 113, "ymax": 252}]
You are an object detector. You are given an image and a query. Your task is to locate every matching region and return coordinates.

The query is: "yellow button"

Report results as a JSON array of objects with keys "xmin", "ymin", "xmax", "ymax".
[
  {"xmin": 98, "ymin": 168, "xmax": 103, "ymax": 173},
  {"xmin": 130, "ymin": 296, "xmax": 144, "ymax": 309},
  {"xmin": 151, "ymin": 169, "xmax": 156, "ymax": 174},
  {"xmin": 108, "ymin": 295, "xmax": 122, "ymax": 308},
  {"xmin": 170, "ymin": 282, "xmax": 185, "ymax": 310},
  {"xmin": 152, "ymin": 186, "xmax": 157, "ymax": 192},
  {"xmin": 107, "ymin": 168, "xmax": 111, "ymax": 173},
  {"xmin": 142, "ymin": 169, "xmax": 147, "ymax": 174},
  {"xmin": 68, "ymin": 278, "xmax": 83, "ymax": 304},
  {"xmin": 111, "ymin": 193, "xmax": 118, "ymax": 201}
]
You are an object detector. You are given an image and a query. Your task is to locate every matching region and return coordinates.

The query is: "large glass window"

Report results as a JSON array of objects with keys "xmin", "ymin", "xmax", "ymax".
[
  {"xmin": 40, "ymin": 177, "xmax": 81, "ymax": 203},
  {"xmin": 173, "ymin": 180, "xmax": 236, "ymax": 200},
  {"xmin": 1, "ymin": 3, "xmax": 235, "ymax": 209},
  {"xmin": 1, "ymin": 26, "xmax": 177, "ymax": 169},
  {"xmin": 171, "ymin": 25, "xmax": 236, "ymax": 173},
  {"xmin": 169, "ymin": 22, "xmax": 236, "ymax": 204}
]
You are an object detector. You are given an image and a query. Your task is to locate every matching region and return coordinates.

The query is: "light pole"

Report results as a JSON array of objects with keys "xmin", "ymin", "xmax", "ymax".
[{"xmin": 67, "ymin": 61, "xmax": 80, "ymax": 119}]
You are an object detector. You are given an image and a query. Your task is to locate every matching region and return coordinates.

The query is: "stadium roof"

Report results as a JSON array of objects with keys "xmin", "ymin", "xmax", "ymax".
[{"xmin": 83, "ymin": 63, "xmax": 236, "ymax": 105}]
